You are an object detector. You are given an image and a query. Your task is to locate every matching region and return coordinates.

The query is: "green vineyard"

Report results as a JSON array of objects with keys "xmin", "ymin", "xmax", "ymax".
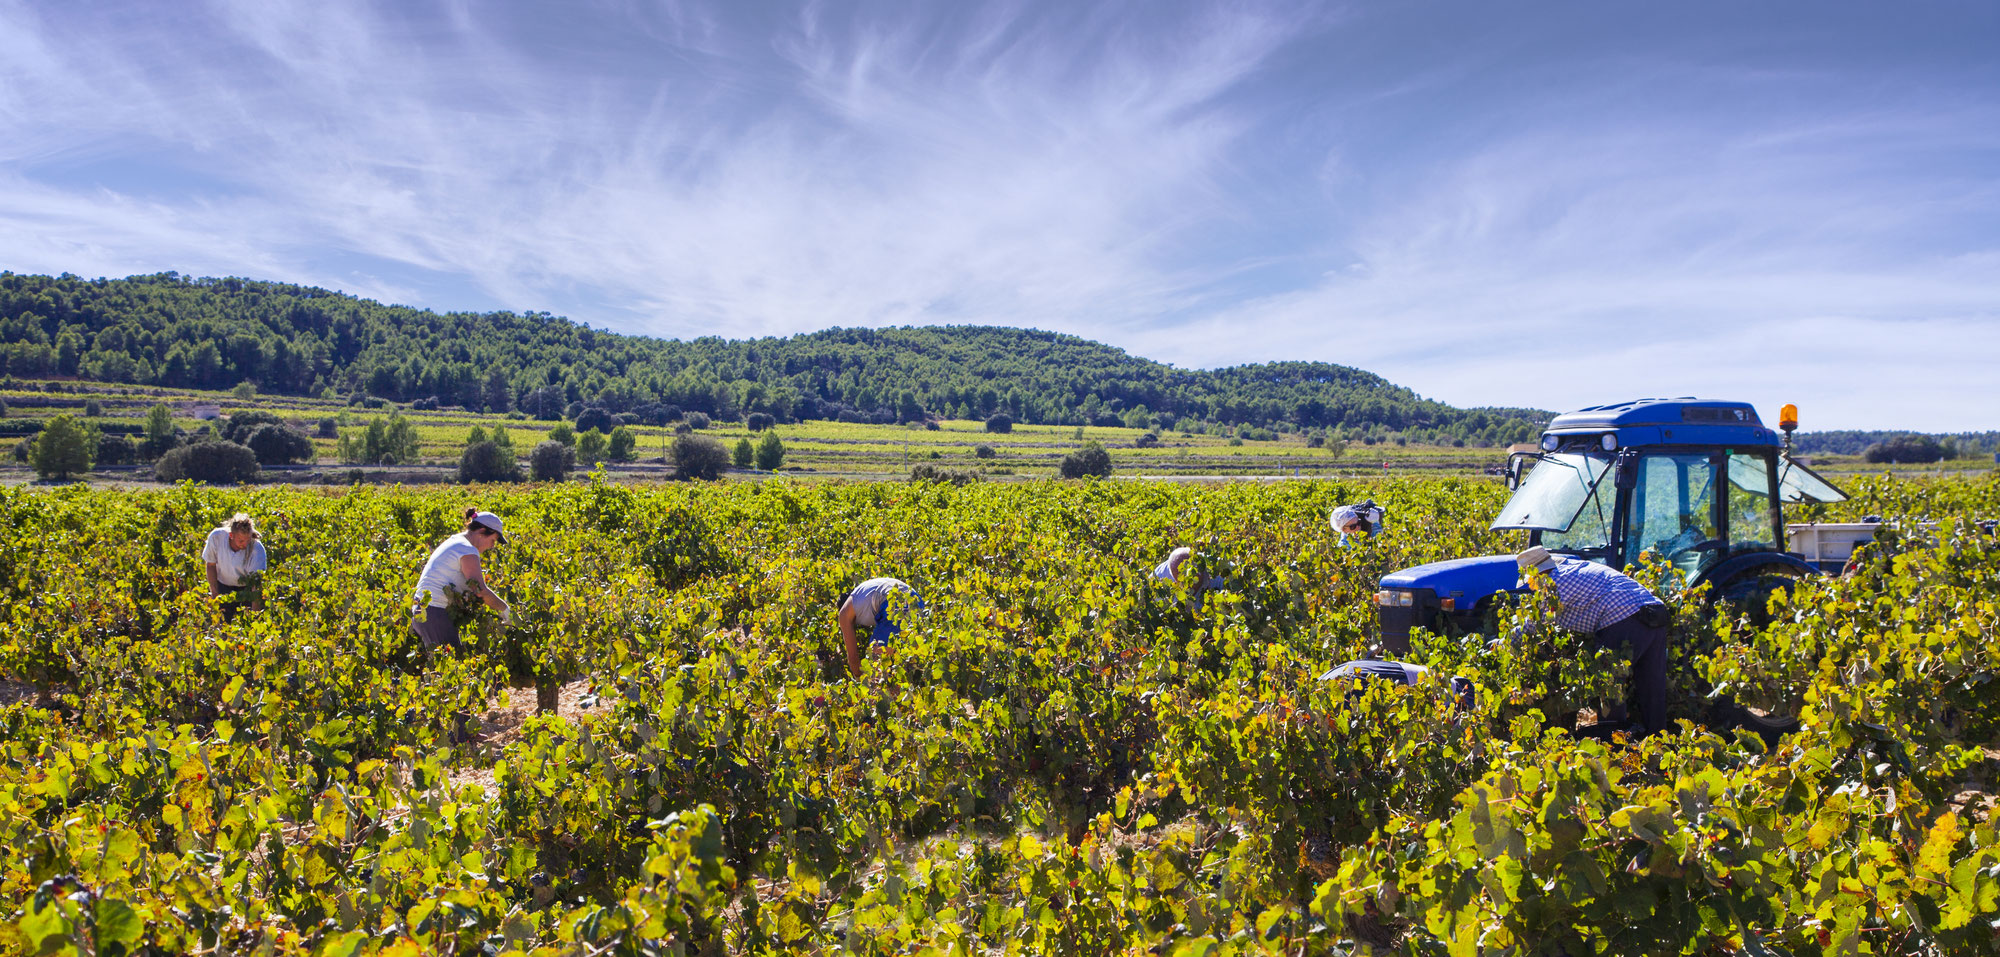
[{"xmin": 0, "ymin": 474, "xmax": 1996, "ymax": 955}]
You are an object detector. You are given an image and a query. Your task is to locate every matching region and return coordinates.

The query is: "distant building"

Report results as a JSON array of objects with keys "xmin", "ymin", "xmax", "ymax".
[
  {"xmin": 1506, "ymin": 443, "xmax": 1539, "ymax": 456},
  {"xmin": 187, "ymin": 404, "xmax": 221, "ymax": 420}
]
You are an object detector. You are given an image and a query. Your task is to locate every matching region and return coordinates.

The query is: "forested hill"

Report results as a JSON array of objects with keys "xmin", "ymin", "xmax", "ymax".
[{"xmin": 0, "ymin": 271, "xmax": 1545, "ymax": 442}]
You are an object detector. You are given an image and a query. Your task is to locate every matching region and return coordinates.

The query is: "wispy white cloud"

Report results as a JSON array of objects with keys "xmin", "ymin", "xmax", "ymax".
[{"xmin": 0, "ymin": 0, "xmax": 1994, "ymax": 429}]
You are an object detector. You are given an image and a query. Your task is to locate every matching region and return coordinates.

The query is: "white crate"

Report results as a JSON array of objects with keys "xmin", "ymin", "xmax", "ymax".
[{"xmin": 1786, "ymin": 523, "xmax": 1879, "ymax": 572}]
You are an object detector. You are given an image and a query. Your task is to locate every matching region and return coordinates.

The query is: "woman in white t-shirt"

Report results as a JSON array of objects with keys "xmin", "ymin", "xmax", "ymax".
[
  {"xmin": 202, "ymin": 513, "xmax": 267, "ymax": 619},
  {"xmin": 410, "ymin": 508, "xmax": 512, "ymax": 651}
]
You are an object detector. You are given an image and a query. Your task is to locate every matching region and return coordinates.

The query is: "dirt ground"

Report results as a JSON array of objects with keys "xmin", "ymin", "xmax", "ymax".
[{"xmin": 446, "ymin": 677, "xmax": 603, "ymax": 791}]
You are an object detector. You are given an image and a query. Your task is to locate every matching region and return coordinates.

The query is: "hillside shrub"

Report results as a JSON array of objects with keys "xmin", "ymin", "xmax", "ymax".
[
  {"xmin": 754, "ymin": 430, "xmax": 785, "ymax": 470},
  {"xmin": 30, "ymin": 413, "xmax": 95, "ymax": 480},
  {"xmin": 221, "ymin": 409, "xmax": 284, "ymax": 444},
  {"xmin": 244, "ymin": 423, "xmax": 315, "ymax": 466},
  {"xmin": 529, "ymin": 440, "xmax": 574, "ymax": 482},
  {"xmin": 96, "ymin": 432, "xmax": 136, "ymax": 467},
  {"xmin": 684, "ymin": 411, "xmax": 712, "ymax": 431},
  {"xmin": 1865, "ymin": 434, "xmax": 1948, "ymax": 464},
  {"xmin": 985, "ymin": 413, "xmax": 1013, "ymax": 434},
  {"xmin": 732, "ymin": 437, "xmax": 754, "ymax": 468},
  {"xmin": 909, "ymin": 463, "xmax": 979, "ymax": 485},
  {"xmin": 459, "ymin": 441, "xmax": 523, "ymax": 483},
  {"xmin": 154, "ymin": 441, "xmax": 259, "ymax": 484},
  {"xmin": 1059, "ymin": 441, "xmax": 1113, "ymax": 479},
  {"xmin": 574, "ymin": 405, "xmax": 615, "ymax": 434},
  {"xmin": 673, "ymin": 435, "xmax": 729, "ymax": 481},
  {"xmin": 608, "ymin": 426, "xmax": 637, "ymax": 462},
  {"xmin": 746, "ymin": 412, "xmax": 776, "ymax": 432},
  {"xmin": 974, "ymin": 444, "xmax": 996, "ymax": 459}
]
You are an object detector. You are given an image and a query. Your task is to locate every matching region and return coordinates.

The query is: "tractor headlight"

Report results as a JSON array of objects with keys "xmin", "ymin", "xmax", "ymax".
[
  {"xmin": 1601, "ymin": 434, "xmax": 1618, "ymax": 451},
  {"xmin": 1540, "ymin": 434, "xmax": 1559, "ymax": 452},
  {"xmin": 1375, "ymin": 589, "xmax": 1415, "ymax": 607}
]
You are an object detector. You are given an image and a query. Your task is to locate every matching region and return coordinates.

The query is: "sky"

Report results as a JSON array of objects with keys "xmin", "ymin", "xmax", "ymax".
[{"xmin": 2, "ymin": 1, "xmax": 1996, "ymax": 430}]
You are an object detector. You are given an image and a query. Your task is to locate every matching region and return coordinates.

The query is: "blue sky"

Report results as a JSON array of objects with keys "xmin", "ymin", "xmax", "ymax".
[{"xmin": 2, "ymin": 0, "xmax": 1995, "ymax": 430}]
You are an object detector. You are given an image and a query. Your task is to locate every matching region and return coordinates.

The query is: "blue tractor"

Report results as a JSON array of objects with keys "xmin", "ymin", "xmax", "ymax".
[{"xmin": 1375, "ymin": 398, "xmax": 1848, "ymax": 656}]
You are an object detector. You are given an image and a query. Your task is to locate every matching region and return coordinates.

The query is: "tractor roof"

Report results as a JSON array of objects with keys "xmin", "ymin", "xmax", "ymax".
[{"xmin": 1547, "ymin": 398, "xmax": 1762, "ymax": 431}]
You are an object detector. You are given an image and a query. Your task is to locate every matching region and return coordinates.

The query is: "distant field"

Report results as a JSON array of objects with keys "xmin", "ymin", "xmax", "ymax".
[
  {"xmin": 0, "ymin": 380, "xmax": 1515, "ymax": 481},
  {"xmin": 3, "ymin": 379, "xmax": 1991, "ymax": 483}
]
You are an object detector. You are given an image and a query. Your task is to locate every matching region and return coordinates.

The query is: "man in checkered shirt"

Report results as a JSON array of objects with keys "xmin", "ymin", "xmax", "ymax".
[{"xmin": 1518, "ymin": 545, "xmax": 1671, "ymax": 737}]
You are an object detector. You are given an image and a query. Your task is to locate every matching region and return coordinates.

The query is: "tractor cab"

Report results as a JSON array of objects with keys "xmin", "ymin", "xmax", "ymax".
[{"xmin": 1376, "ymin": 398, "xmax": 1847, "ymax": 652}]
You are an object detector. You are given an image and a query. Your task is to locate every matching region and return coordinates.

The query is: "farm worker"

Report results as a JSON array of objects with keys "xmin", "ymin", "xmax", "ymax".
[
  {"xmin": 1516, "ymin": 545, "xmax": 1671, "ymax": 737},
  {"xmin": 838, "ymin": 577, "xmax": 920, "ymax": 676},
  {"xmin": 411, "ymin": 508, "xmax": 512, "ymax": 651},
  {"xmin": 1330, "ymin": 501, "xmax": 1385, "ymax": 546},
  {"xmin": 1153, "ymin": 546, "xmax": 1193, "ymax": 582},
  {"xmin": 1320, "ymin": 659, "xmax": 1475, "ymax": 709},
  {"xmin": 1152, "ymin": 547, "xmax": 1228, "ymax": 609},
  {"xmin": 202, "ymin": 512, "xmax": 267, "ymax": 619}
]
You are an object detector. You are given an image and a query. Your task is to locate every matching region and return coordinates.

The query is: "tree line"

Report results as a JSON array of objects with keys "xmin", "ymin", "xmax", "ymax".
[{"xmin": 0, "ymin": 272, "xmax": 1545, "ymax": 445}]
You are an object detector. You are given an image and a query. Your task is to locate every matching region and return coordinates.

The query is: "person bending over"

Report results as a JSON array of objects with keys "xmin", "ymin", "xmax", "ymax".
[
  {"xmin": 838, "ymin": 577, "xmax": 919, "ymax": 676},
  {"xmin": 202, "ymin": 512, "xmax": 267, "ymax": 620},
  {"xmin": 412, "ymin": 509, "xmax": 512, "ymax": 652},
  {"xmin": 1517, "ymin": 545, "xmax": 1671, "ymax": 737}
]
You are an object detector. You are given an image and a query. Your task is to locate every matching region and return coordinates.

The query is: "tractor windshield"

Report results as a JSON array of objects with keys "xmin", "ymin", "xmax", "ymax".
[
  {"xmin": 1777, "ymin": 456, "xmax": 1848, "ymax": 504},
  {"xmin": 1491, "ymin": 453, "xmax": 1613, "ymax": 532}
]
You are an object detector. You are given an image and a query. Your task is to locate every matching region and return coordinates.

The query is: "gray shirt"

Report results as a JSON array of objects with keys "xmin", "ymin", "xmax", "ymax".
[{"xmin": 846, "ymin": 577, "xmax": 912, "ymax": 627}]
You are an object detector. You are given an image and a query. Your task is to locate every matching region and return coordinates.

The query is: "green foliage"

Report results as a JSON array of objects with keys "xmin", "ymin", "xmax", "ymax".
[
  {"xmin": 459, "ymin": 441, "xmax": 523, "ymax": 483},
  {"xmin": 96, "ymin": 432, "xmax": 137, "ymax": 467},
  {"xmin": 547, "ymin": 422, "xmax": 576, "ymax": 447},
  {"xmin": 0, "ymin": 273, "xmax": 1547, "ymax": 442},
  {"xmin": 242, "ymin": 423, "xmax": 314, "ymax": 466},
  {"xmin": 466, "ymin": 424, "xmax": 488, "ymax": 447},
  {"xmin": 577, "ymin": 429, "xmax": 609, "ymax": 464},
  {"xmin": 908, "ymin": 463, "xmax": 979, "ymax": 485},
  {"xmin": 753, "ymin": 430, "xmax": 784, "ymax": 470},
  {"xmin": 152, "ymin": 440, "xmax": 259, "ymax": 484},
  {"xmin": 530, "ymin": 439, "xmax": 574, "ymax": 481},
  {"xmin": 29, "ymin": 412, "xmax": 95, "ymax": 479},
  {"xmin": 0, "ymin": 474, "xmax": 1991, "ymax": 954},
  {"xmin": 337, "ymin": 411, "xmax": 422, "ymax": 465},
  {"xmin": 731, "ymin": 436, "xmax": 753, "ymax": 469},
  {"xmin": 674, "ymin": 434, "xmax": 729, "ymax": 481},
  {"xmin": 1059, "ymin": 440, "xmax": 1113, "ymax": 479},
  {"xmin": 608, "ymin": 425, "xmax": 637, "ymax": 462},
  {"xmin": 221, "ymin": 409, "xmax": 284, "ymax": 443},
  {"xmin": 1865, "ymin": 433, "xmax": 1951, "ymax": 464}
]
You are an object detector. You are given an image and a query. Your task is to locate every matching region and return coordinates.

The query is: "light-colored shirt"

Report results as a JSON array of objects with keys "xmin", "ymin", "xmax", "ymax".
[
  {"xmin": 1154, "ymin": 547, "xmax": 1192, "ymax": 582},
  {"xmin": 846, "ymin": 577, "xmax": 912, "ymax": 627},
  {"xmin": 413, "ymin": 533, "xmax": 480, "ymax": 609},
  {"xmin": 1544, "ymin": 558, "xmax": 1662, "ymax": 633},
  {"xmin": 201, "ymin": 527, "xmax": 267, "ymax": 587}
]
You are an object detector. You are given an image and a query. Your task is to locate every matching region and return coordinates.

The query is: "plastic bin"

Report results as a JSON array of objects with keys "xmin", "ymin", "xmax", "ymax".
[{"xmin": 1785, "ymin": 523, "xmax": 1880, "ymax": 573}]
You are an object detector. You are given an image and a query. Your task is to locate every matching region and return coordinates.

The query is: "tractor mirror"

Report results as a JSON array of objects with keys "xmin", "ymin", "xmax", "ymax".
[
  {"xmin": 1505, "ymin": 451, "xmax": 1539, "ymax": 490},
  {"xmin": 1613, "ymin": 449, "xmax": 1640, "ymax": 490}
]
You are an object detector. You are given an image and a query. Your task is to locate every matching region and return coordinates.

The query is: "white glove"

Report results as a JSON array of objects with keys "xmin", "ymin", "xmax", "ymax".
[{"xmin": 500, "ymin": 607, "xmax": 513, "ymax": 626}]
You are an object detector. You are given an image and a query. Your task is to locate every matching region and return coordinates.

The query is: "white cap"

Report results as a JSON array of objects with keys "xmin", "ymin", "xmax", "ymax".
[
  {"xmin": 1516, "ymin": 545, "xmax": 1558, "ymax": 573},
  {"xmin": 1331, "ymin": 505, "xmax": 1359, "ymax": 529},
  {"xmin": 472, "ymin": 511, "xmax": 507, "ymax": 543}
]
